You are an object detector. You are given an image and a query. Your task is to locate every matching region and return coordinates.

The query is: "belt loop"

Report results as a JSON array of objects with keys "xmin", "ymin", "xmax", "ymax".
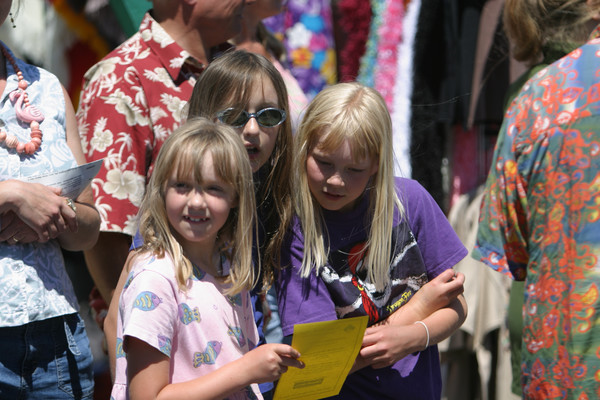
[{"xmin": 63, "ymin": 316, "xmax": 81, "ymax": 356}]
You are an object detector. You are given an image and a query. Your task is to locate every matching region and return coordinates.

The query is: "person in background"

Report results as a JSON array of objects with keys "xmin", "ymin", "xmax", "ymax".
[
  {"xmin": 498, "ymin": 0, "xmax": 590, "ymax": 396},
  {"xmin": 0, "ymin": 0, "xmax": 101, "ymax": 398},
  {"xmin": 76, "ymin": 0, "xmax": 253, "ymax": 318},
  {"xmin": 277, "ymin": 82, "xmax": 468, "ymax": 399},
  {"xmin": 473, "ymin": 0, "xmax": 600, "ymax": 397}
]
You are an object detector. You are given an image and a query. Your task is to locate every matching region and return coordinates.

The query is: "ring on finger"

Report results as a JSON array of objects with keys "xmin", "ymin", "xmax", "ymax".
[
  {"xmin": 11, "ymin": 236, "xmax": 19, "ymax": 244},
  {"xmin": 65, "ymin": 198, "xmax": 77, "ymax": 212}
]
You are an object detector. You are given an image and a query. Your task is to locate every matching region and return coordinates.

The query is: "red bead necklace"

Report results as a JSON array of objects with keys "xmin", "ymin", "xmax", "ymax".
[{"xmin": 0, "ymin": 46, "xmax": 44, "ymax": 155}]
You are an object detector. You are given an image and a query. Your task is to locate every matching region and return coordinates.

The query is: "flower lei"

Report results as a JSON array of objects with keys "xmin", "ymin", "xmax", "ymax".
[
  {"xmin": 336, "ymin": 0, "xmax": 372, "ymax": 82},
  {"xmin": 357, "ymin": 0, "xmax": 387, "ymax": 88},
  {"xmin": 374, "ymin": 0, "xmax": 404, "ymax": 112}
]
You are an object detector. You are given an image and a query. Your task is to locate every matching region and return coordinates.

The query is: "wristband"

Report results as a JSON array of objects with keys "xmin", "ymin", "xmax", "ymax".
[{"xmin": 414, "ymin": 320, "xmax": 430, "ymax": 350}]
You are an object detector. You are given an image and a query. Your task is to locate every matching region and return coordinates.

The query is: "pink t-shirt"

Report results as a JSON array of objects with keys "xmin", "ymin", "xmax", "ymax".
[{"xmin": 111, "ymin": 252, "xmax": 261, "ymax": 399}]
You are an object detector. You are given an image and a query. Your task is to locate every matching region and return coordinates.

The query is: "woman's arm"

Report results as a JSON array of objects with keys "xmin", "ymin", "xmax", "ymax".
[
  {"xmin": 0, "ymin": 87, "xmax": 99, "ymax": 249},
  {"xmin": 56, "ymin": 86, "xmax": 100, "ymax": 251},
  {"xmin": 126, "ymin": 338, "xmax": 304, "ymax": 400},
  {"xmin": 0, "ymin": 180, "xmax": 71, "ymax": 242}
]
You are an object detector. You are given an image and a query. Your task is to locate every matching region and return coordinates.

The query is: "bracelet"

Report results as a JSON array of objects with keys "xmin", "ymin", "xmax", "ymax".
[{"xmin": 414, "ymin": 321, "xmax": 430, "ymax": 350}]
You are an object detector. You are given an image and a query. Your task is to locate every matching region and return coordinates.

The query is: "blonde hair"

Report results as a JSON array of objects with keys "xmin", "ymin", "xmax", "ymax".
[
  {"xmin": 188, "ymin": 50, "xmax": 293, "ymax": 289},
  {"xmin": 504, "ymin": 0, "xmax": 599, "ymax": 65},
  {"xmin": 295, "ymin": 82, "xmax": 403, "ymax": 291},
  {"xmin": 137, "ymin": 118, "xmax": 257, "ymax": 294}
]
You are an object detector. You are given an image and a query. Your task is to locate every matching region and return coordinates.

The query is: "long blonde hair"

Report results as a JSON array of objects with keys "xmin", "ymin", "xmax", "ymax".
[
  {"xmin": 504, "ymin": 0, "xmax": 600, "ymax": 65},
  {"xmin": 137, "ymin": 118, "xmax": 257, "ymax": 294},
  {"xmin": 295, "ymin": 82, "xmax": 403, "ymax": 291},
  {"xmin": 188, "ymin": 50, "xmax": 293, "ymax": 289}
]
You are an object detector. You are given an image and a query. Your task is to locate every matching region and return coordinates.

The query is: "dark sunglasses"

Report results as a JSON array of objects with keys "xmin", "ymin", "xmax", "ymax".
[{"xmin": 216, "ymin": 107, "xmax": 287, "ymax": 128}]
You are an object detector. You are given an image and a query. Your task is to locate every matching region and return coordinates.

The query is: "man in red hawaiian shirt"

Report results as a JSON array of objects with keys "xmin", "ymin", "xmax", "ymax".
[{"xmin": 76, "ymin": 0, "xmax": 251, "ymax": 306}]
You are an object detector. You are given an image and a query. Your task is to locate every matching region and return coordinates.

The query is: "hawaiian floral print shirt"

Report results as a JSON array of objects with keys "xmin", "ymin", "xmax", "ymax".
[
  {"xmin": 76, "ymin": 13, "xmax": 204, "ymax": 235},
  {"xmin": 473, "ymin": 27, "xmax": 600, "ymax": 399}
]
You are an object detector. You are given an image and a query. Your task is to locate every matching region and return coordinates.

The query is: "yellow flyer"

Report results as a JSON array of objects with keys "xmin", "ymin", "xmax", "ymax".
[{"xmin": 273, "ymin": 315, "xmax": 368, "ymax": 400}]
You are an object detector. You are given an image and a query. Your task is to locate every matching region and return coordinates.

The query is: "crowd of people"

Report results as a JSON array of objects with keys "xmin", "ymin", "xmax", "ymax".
[{"xmin": 0, "ymin": 0, "xmax": 599, "ymax": 399}]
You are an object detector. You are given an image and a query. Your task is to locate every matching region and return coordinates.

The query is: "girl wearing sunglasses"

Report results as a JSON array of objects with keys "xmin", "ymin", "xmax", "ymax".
[{"xmin": 188, "ymin": 50, "xmax": 294, "ymax": 289}]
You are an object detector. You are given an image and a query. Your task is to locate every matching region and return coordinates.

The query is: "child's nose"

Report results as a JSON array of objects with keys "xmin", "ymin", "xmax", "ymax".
[
  {"xmin": 190, "ymin": 190, "xmax": 207, "ymax": 207},
  {"xmin": 326, "ymin": 171, "xmax": 345, "ymax": 186},
  {"xmin": 242, "ymin": 116, "xmax": 260, "ymax": 136}
]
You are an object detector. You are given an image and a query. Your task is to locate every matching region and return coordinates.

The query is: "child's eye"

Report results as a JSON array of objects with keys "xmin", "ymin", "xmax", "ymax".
[
  {"xmin": 349, "ymin": 168, "xmax": 366, "ymax": 173},
  {"xmin": 173, "ymin": 182, "xmax": 191, "ymax": 191},
  {"xmin": 207, "ymin": 185, "xmax": 224, "ymax": 193},
  {"xmin": 316, "ymin": 159, "xmax": 332, "ymax": 167}
]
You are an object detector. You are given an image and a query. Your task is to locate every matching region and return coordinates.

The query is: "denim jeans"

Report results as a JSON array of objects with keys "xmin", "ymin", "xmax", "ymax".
[{"xmin": 0, "ymin": 313, "xmax": 94, "ymax": 399}]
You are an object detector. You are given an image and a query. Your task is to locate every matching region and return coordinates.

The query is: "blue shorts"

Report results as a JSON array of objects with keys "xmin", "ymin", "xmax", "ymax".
[{"xmin": 0, "ymin": 313, "xmax": 94, "ymax": 399}]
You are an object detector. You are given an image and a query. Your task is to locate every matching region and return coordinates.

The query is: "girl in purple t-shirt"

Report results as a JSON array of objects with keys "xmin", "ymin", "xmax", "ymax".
[
  {"xmin": 277, "ymin": 82, "xmax": 468, "ymax": 399},
  {"xmin": 111, "ymin": 119, "xmax": 303, "ymax": 400}
]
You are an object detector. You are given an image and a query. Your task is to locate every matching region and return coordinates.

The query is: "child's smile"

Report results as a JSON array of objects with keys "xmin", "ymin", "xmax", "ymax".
[{"xmin": 165, "ymin": 152, "xmax": 236, "ymax": 253}]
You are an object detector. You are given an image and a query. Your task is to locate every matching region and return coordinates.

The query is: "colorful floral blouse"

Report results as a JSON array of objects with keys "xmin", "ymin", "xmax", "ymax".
[{"xmin": 473, "ymin": 28, "xmax": 600, "ymax": 399}]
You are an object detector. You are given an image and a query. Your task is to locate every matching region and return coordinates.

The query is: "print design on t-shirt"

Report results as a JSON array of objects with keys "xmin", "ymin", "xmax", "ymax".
[{"xmin": 320, "ymin": 222, "xmax": 429, "ymax": 325}]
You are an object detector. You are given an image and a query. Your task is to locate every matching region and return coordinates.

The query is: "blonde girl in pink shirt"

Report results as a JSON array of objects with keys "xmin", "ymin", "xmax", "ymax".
[{"xmin": 111, "ymin": 118, "xmax": 303, "ymax": 400}]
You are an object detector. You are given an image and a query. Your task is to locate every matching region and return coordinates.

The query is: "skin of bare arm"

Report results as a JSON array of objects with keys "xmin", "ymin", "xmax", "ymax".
[
  {"xmin": 0, "ymin": 210, "xmax": 38, "ymax": 243},
  {"xmin": 0, "ymin": 87, "xmax": 99, "ymax": 251},
  {"xmin": 125, "ymin": 338, "xmax": 304, "ymax": 400},
  {"xmin": 350, "ymin": 268, "xmax": 467, "ymax": 373},
  {"xmin": 57, "ymin": 86, "xmax": 100, "ymax": 250},
  {"xmin": 84, "ymin": 231, "xmax": 132, "ymax": 304},
  {"xmin": 381, "ymin": 269, "xmax": 465, "ymax": 326},
  {"xmin": 105, "ymin": 250, "xmax": 137, "ymax": 381}
]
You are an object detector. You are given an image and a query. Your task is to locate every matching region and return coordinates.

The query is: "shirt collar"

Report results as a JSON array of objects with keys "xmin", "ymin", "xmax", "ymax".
[
  {"xmin": 140, "ymin": 12, "xmax": 203, "ymax": 81},
  {"xmin": 139, "ymin": 12, "xmax": 234, "ymax": 81},
  {"xmin": 589, "ymin": 24, "xmax": 600, "ymax": 40}
]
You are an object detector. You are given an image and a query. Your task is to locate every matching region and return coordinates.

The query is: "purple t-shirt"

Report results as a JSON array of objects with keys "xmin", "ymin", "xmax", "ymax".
[{"xmin": 277, "ymin": 178, "xmax": 467, "ymax": 399}]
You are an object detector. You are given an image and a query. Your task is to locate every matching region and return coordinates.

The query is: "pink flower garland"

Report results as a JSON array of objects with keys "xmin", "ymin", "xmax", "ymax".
[
  {"xmin": 336, "ymin": 0, "xmax": 372, "ymax": 82},
  {"xmin": 374, "ymin": 0, "xmax": 404, "ymax": 112}
]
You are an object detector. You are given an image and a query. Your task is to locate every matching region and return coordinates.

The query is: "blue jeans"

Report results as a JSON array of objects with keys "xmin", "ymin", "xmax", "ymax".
[{"xmin": 0, "ymin": 313, "xmax": 94, "ymax": 399}]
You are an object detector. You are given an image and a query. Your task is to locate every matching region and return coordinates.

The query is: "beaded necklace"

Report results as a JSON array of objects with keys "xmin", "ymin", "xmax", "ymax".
[{"xmin": 0, "ymin": 46, "xmax": 44, "ymax": 155}]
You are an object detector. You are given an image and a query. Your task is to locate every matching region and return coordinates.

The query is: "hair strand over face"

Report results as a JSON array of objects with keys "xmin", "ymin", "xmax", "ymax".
[
  {"xmin": 137, "ymin": 117, "xmax": 257, "ymax": 295},
  {"xmin": 294, "ymin": 82, "xmax": 403, "ymax": 291}
]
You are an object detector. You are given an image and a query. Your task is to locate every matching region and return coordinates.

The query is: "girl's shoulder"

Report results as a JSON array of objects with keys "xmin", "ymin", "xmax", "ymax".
[
  {"xmin": 394, "ymin": 177, "xmax": 428, "ymax": 198},
  {"xmin": 128, "ymin": 251, "xmax": 177, "ymax": 281},
  {"xmin": 393, "ymin": 177, "xmax": 435, "ymax": 214},
  {"xmin": 393, "ymin": 177, "xmax": 452, "ymax": 234}
]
